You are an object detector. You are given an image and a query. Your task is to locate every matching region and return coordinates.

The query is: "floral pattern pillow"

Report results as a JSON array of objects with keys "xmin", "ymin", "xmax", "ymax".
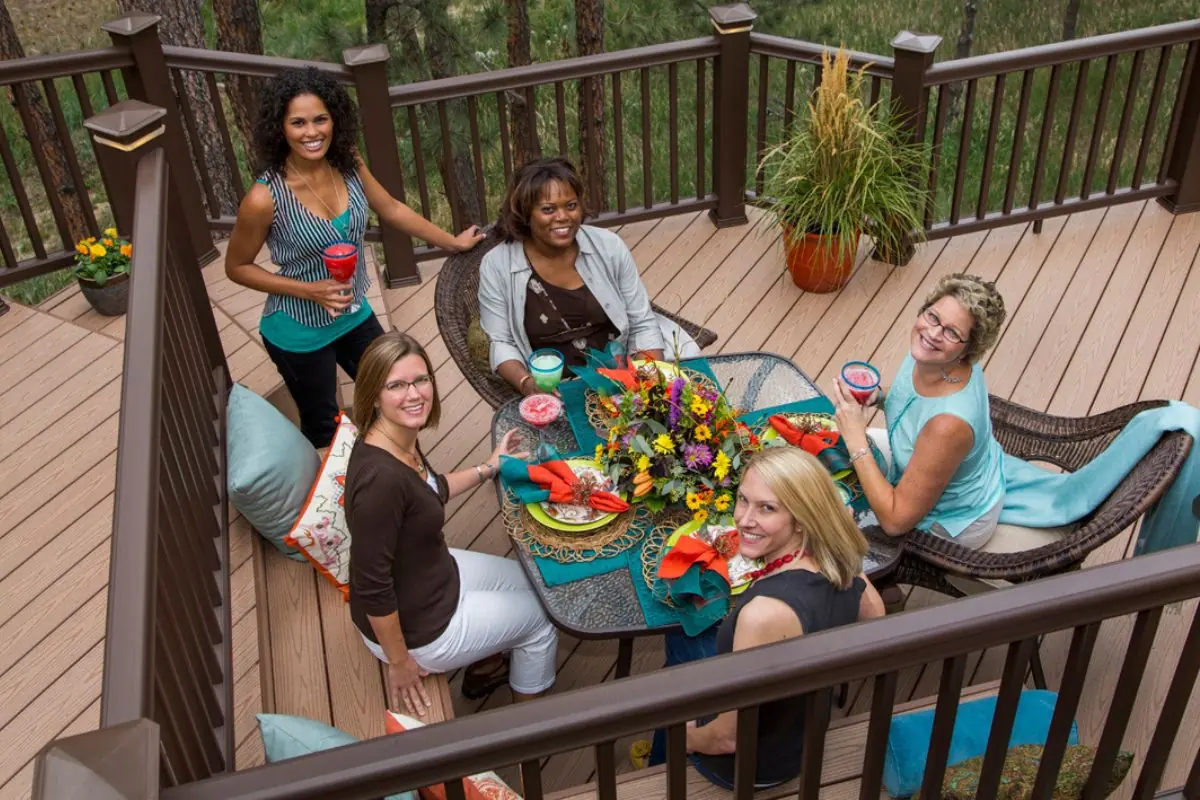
[
  {"xmin": 284, "ymin": 415, "xmax": 358, "ymax": 598},
  {"xmin": 385, "ymin": 711, "xmax": 523, "ymax": 799},
  {"xmin": 915, "ymin": 743, "xmax": 1134, "ymax": 799}
]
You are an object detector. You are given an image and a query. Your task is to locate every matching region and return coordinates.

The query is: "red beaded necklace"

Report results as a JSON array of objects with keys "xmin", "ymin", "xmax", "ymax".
[{"xmin": 748, "ymin": 548, "xmax": 811, "ymax": 581}]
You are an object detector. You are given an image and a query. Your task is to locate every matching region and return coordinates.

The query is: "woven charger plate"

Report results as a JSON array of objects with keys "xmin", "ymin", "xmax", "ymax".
[
  {"xmin": 639, "ymin": 511, "xmax": 693, "ymax": 608},
  {"xmin": 584, "ymin": 365, "xmax": 722, "ymax": 437},
  {"xmin": 502, "ymin": 495, "xmax": 651, "ymax": 563}
]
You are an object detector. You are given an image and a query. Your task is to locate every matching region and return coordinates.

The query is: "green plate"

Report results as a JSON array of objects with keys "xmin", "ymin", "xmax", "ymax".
[
  {"xmin": 664, "ymin": 519, "xmax": 762, "ymax": 594},
  {"xmin": 525, "ymin": 458, "xmax": 627, "ymax": 533}
]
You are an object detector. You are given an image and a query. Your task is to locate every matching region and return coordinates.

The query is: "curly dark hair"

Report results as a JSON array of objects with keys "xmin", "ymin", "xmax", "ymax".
[
  {"xmin": 497, "ymin": 156, "xmax": 589, "ymax": 241},
  {"xmin": 254, "ymin": 67, "xmax": 359, "ymax": 176}
]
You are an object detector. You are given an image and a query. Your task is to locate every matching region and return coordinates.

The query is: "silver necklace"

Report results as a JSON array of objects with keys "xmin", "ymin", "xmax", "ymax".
[{"xmin": 940, "ymin": 365, "xmax": 964, "ymax": 384}]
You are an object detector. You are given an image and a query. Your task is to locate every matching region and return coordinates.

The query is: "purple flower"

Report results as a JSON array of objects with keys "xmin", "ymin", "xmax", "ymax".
[
  {"xmin": 683, "ymin": 443, "xmax": 713, "ymax": 470},
  {"xmin": 667, "ymin": 377, "xmax": 686, "ymax": 429}
]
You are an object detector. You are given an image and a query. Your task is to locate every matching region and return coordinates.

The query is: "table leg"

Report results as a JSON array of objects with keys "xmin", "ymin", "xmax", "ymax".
[{"xmin": 616, "ymin": 637, "xmax": 634, "ymax": 679}]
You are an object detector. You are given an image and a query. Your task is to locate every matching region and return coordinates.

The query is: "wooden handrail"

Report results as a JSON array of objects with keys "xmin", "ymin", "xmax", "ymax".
[
  {"xmin": 160, "ymin": 44, "xmax": 353, "ymax": 82},
  {"xmin": 748, "ymin": 33, "xmax": 894, "ymax": 77},
  {"xmin": 0, "ymin": 47, "xmax": 132, "ymax": 86}
]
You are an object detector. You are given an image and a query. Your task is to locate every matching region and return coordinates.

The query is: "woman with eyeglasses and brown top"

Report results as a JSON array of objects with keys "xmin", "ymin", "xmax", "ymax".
[
  {"xmin": 345, "ymin": 331, "xmax": 558, "ymax": 716},
  {"xmin": 830, "ymin": 274, "xmax": 1008, "ymax": 549}
]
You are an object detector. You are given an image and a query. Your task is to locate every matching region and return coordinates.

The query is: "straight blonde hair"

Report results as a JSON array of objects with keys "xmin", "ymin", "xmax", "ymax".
[
  {"xmin": 352, "ymin": 331, "xmax": 441, "ymax": 433},
  {"xmin": 744, "ymin": 447, "xmax": 867, "ymax": 590}
]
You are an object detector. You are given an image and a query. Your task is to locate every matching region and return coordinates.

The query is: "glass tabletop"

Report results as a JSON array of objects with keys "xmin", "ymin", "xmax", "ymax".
[{"xmin": 491, "ymin": 352, "xmax": 903, "ymax": 638}]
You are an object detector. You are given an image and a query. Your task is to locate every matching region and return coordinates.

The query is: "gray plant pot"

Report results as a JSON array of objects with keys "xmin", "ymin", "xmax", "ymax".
[{"xmin": 78, "ymin": 272, "xmax": 130, "ymax": 316}]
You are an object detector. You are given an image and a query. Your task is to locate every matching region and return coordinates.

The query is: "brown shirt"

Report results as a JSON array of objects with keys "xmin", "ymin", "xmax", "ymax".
[
  {"xmin": 346, "ymin": 440, "xmax": 459, "ymax": 649},
  {"xmin": 524, "ymin": 271, "xmax": 619, "ymax": 368}
]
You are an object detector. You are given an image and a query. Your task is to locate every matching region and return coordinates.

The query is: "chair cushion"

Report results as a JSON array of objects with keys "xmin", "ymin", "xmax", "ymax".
[
  {"xmin": 916, "ymin": 743, "xmax": 1133, "ymax": 799},
  {"xmin": 385, "ymin": 711, "xmax": 523, "ymax": 799},
  {"xmin": 467, "ymin": 315, "xmax": 490, "ymax": 371},
  {"xmin": 981, "ymin": 523, "xmax": 1078, "ymax": 554},
  {"xmin": 883, "ymin": 689, "xmax": 1078, "ymax": 797},
  {"xmin": 257, "ymin": 714, "xmax": 416, "ymax": 800},
  {"xmin": 226, "ymin": 383, "xmax": 319, "ymax": 560},
  {"xmin": 284, "ymin": 414, "xmax": 358, "ymax": 598}
]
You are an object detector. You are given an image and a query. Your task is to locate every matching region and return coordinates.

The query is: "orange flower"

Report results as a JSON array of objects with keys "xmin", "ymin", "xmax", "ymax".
[{"xmin": 120, "ymin": 243, "xmax": 132, "ymax": 258}]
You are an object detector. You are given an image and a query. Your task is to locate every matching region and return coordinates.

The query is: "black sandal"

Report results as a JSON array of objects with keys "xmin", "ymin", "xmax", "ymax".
[{"xmin": 461, "ymin": 654, "xmax": 510, "ymax": 699}]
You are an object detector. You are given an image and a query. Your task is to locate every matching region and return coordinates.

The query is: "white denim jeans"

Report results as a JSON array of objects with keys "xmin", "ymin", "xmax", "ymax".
[{"xmin": 359, "ymin": 548, "xmax": 558, "ymax": 694}]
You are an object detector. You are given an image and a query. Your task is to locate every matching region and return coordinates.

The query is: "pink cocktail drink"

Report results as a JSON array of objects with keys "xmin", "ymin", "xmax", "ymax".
[
  {"xmin": 322, "ymin": 242, "xmax": 359, "ymax": 314},
  {"xmin": 519, "ymin": 393, "xmax": 563, "ymax": 429},
  {"xmin": 841, "ymin": 361, "xmax": 881, "ymax": 405}
]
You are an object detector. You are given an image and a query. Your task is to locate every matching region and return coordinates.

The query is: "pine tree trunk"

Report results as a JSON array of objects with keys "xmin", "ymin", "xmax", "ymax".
[
  {"xmin": 574, "ymin": 0, "xmax": 607, "ymax": 210},
  {"xmin": 506, "ymin": 0, "xmax": 535, "ymax": 168},
  {"xmin": 118, "ymin": 0, "xmax": 239, "ymax": 217},
  {"xmin": 364, "ymin": 0, "xmax": 397, "ymax": 45},
  {"xmin": 1062, "ymin": 0, "xmax": 1082, "ymax": 40},
  {"xmin": 212, "ymin": 0, "xmax": 264, "ymax": 161},
  {"xmin": 947, "ymin": 0, "xmax": 978, "ymax": 123},
  {"xmin": 0, "ymin": 1, "xmax": 91, "ymax": 248}
]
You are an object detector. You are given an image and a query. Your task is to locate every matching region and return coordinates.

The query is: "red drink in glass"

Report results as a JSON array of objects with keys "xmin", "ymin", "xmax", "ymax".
[
  {"xmin": 519, "ymin": 393, "xmax": 563, "ymax": 430},
  {"xmin": 322, "ymin": 242, "xmax": 359, "ymax": 313},
  {"xmin": 841, "ymin": 361, "xmax": 881, "ymax": 405}
]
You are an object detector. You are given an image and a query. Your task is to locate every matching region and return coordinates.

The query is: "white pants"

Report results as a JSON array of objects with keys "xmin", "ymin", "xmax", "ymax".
[{"xmin": 360, "ymin": 549, "xmax": 558, "ymax": 694}]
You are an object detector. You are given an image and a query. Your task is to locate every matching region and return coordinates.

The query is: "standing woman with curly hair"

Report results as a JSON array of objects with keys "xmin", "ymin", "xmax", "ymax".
[
  {"xmin": 225, "ymin": 66, "xmax": 484, "ymax": 448},
  {"xmin": 831, "ymin": 273, "xmax": 1008, "ymax": 549}
]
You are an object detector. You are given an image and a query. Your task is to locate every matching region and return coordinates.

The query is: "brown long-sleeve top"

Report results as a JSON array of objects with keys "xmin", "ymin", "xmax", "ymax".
[{"xmin": 345, "ymin": 440, "xmax": 460, "ymax": 650}]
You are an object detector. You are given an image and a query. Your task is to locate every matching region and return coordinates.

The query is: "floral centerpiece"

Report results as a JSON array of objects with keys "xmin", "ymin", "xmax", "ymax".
[
  {"xmin": 72, "ymin": 227, "xmax": 133, "ymax": 316},
  {"xmin": 595, "ymin": 362, "xmax": 760, "ymax": 526}
]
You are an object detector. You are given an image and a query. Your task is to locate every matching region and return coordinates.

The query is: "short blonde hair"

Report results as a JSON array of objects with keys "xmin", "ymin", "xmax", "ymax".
[
  {"xmin": 743, "ymin": 448, "xmax": 867, "ymax": 590},
  {"xmin": 352, "ymin": 331, "xmax": 441, "ymax": 433},
  {"xmin": 920, "ymin": 273, "xmax": 1006, "ymax": 364}
]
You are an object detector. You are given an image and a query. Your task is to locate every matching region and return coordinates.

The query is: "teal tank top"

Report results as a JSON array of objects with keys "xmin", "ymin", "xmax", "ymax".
[{"xmin": 883, "ymin": 353, "xmax": 1006, "ymax": 537}]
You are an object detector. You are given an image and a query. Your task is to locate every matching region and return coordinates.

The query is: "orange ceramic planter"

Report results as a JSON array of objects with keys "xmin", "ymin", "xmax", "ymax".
[{"xmin": 783, "ymin": 228, "xmax": 857, "ymax": 293}]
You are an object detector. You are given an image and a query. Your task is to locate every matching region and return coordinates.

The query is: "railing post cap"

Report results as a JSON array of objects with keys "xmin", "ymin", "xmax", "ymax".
[
  {"xmin": 343, "ymin": 42, "xmax": 391, "ymax": 67},
  {"xmin": 102, "ymin": 12, "xmax": 162, "ymax": 36},
  {"xmin": 709, "ymin": 3, "xmax": 757, "ymax": 31},
  {"xmin": 892, "ymin": 31, "xmax": 942, "ymax": 54},
  {"xmin": 32, "ymin": 718, "xmax": 159, "ymax": 799},
  {"xmin": 85, "ymin": 100, "xmax": 168, "ymax": 145}
]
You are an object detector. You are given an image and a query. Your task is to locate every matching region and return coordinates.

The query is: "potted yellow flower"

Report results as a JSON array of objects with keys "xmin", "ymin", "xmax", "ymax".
[{"xmin": 72, "ymin": 227, "xmax": 132, "ymax": 316}]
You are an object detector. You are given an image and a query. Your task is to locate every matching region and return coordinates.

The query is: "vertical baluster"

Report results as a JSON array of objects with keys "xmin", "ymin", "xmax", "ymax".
[
  {"xmin": 798, "ymin": 689, "xmax": 833, "ymax": 800},
  {"xmin": 437, "ymin": 100, "xmax": 463, "ymax": 230},
  {"xmin": 1030, "ymin": 623, "xmax": 1100, "ymax": 800},
  {"xmin": 203, "ymin": 71, "xmax": 245, "ymax": 201},
  {"xmin": 101, "ymin": 70, "xmax": 119, "ymax": 105},
  {"xmin": 1055, "ymin": 60, "xmax": 1091, "ymax": 205},
  {"xmin": 924, "ymin": 86, "xmax": 949, "ymax": 229},
  {"xmin": 0, "ymin": 209, "xmax": 15, "ymax": 270},
  {"xmin": 554, "ymin": 81, "xmax": 568, "ymax": 156},
  {"xmin": 669, "ymin": 62, "xmax": 679, "ymax": 204},
  {"xmin": 1084, "ymin": 608, "xmax": 1164, "ymax": 799},
  {"xmin": 73, "ymin": 73, "xmax": 119, "ymax": 223},
  {"xmin": 171, "ymin": 69, "xmax": 219, "ymax": 217},
  {"xmin": 813, "ymin": 60, "xmax": 824, "ymax": 98},
  {"xmin": 496, "ymin": 91, "xmax": 513, "ymax": 186},
  {"xmin": 919, "ymin": 654, "xmax": 968, "ymax": 799},
  {"xmin": 407, "ymin": 106, "xmax": 432, "ymax": 221},
  {"xmin": 612, "ymin": 72, "xmax": 626, "ymax": 213},
  {"xmin": 641, "ymin": 67, "xmax": 652, "ymax": 209},
  {"xmin": 733, "ymin": 704, "xmax": 760, "ymax": 800},
  {"xmin": 1157, "ymin": 41, "xmax": 1198, "ymax": 185},
  {"xmin": 596, "ymin": 740, "xmax": 617, "ymax": 800},
  {"xmin": 11, "ymin": 81, "xmax": 73, "ymax": 247},
  {"xmin": 1003, "ymin": 70, "xmax": 1034, "ymax": 215},
  {"xmin": 1107, "ymin": 50, "xmax": 1145, "ymax": 195},
  {"xmin": 783, "ymin": 59, "xmax": 797, "ymax": 139},
  {"xmin": 1187, "ymin": 736, "xmax": 1200, "ymax": 798},
  {"xmin": 695, "ymin": 60, "xmax": 706, "ymax": 200},
  {"xmin": 520, "ymin": 760, "xmax": 544, "ymax": 800},
  {"xmin": 950, "ymin": 79, "xmax": 977, "ymax": 225},
  {"xmin": 976, "ymin": 73, "xmax": 1006, "ymax": 219},
  {"xmin": 580, "ymin": 77, "xmax": 601, "ymax": 212},
  {"xmin": 859, "ymin": 671, "xmax": 899, "ymax": 799},
  {"xmin": 666, "ymin": 722, "xmax": 687, "ymax": 800},
  {"xmin": 466, "ymin": 95, "xmax": 487, "ymax": 218},
  {"xmin": 42, "ymin": 77, "xmax": 100, "ymax": 237},
  {"xmin": 1081, "ymin": 54, "xmax": 1118, "ymax": 199},
  {"xmin": 443, "ymin": 778, "xmax": 468, "ymax": 800},
  {"xmin": 524, "ymin": 85, "xmax": 540, "ymax": 158},
  {"xmin": 1131, "ymin": 607, "xmax": 1200, "ymax": 799},
  {"xmin": 870, "ymin": 74, "xmax": 882, "ymax": 107},
  {"xmin": 976, "ymin": 639, "xmax": 1038, "ymax": 797},
  {"xmin": 1029, "ymin": 63, "xmax": 1063, "ymax": 227},
  {"xmin": 0, "ymin": 122, "xmax": 47, "ymax": 259},
  {"xmin": 1133, "ymin": 46, "xmax": 1171, "ymax": 189},
  {"xmin": 754, "ymin": 55, "xmax": 769, "ymax": 196}
]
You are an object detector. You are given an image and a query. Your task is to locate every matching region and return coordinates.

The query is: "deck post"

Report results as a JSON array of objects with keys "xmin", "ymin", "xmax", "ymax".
[
  {"xmin": 102, "ymin": 13, "xmax": 218, "ymax": 268},
  {"xmin": 885, "ymin": 31, "xmax": 941, "ymax": 264},
  {"xmin": 31, "ymin": 718, "xmax": 160, "ymax": 799},
  {"xmin": 708, "ymin": 3, "xmax": 756, "ymax": 229},
  {"xmin": 344, "ymin": 43, "xmax": 421, "ymax": 288},
  {"xmin": 1159, "ymin": 42, "xmax": 1200, "ymax": 214}
]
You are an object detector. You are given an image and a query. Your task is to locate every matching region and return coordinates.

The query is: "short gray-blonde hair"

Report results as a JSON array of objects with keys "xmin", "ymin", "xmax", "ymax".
[{"xmin": 920, "ymin": 273, "xmax": 1006, "ymax": 364}]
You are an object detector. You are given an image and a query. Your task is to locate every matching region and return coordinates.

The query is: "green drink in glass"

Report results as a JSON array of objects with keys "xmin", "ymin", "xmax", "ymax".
[{"xmin": 529, "ymin": 348, "xmax": 565, "ymax": 393}]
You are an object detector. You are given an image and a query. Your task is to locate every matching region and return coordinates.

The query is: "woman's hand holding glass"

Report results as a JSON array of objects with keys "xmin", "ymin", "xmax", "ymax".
[
  {"xmin": 305, "ymin": 278, "xmax": 353, "ymax": 315},
  {"xmin": 830, "ymin": 378, "xmax": 872, "ymax": 453}
]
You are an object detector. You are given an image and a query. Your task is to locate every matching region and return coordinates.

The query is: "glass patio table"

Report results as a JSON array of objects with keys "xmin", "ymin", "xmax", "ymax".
[{"xmin": 490, "ymin": 351, "xmax": 903, "ymax": 678}]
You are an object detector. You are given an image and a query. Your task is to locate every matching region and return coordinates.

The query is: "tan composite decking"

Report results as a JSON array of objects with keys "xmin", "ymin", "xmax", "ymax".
[{"xmin": 1, "ymin": 202, "xmax": 1199, "ymax": 798}]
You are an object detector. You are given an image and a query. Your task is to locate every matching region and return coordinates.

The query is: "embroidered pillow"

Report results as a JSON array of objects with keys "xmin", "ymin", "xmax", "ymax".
[
  {"xmin": 384, "ymin": 711, "xmax": 523, "ymax": 800},
  {"xmin": 284, "ymin": 414, "xmax": 358, "ymax": 598}
]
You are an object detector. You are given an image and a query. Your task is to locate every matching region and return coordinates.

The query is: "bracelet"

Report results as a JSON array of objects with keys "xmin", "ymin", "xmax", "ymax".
[
  {"xmin": 849, "ymin": 447, "xmax": 871, "ymax": 464},
  {"xmin": 475, "ymin": 464, "xmax": 485, "ymax": 483},
  {"xmin": 519, "ymin": 375, "xmax": 534, "ymax": 393}
]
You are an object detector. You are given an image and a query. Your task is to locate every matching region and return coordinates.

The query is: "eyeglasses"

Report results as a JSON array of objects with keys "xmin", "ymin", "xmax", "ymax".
[
  {"xmin": 920, "ymin": 308, "xmax": 967, "ymax": 345},
  {"xmin": 384, "ymin": 375, "xmax": 433, "ymax": 393}
]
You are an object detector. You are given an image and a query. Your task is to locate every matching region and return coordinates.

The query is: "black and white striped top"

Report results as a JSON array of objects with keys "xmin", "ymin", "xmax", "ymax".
[{"xmin": 258, "ymin": 168, "xmax": 370, "ymax": 328}]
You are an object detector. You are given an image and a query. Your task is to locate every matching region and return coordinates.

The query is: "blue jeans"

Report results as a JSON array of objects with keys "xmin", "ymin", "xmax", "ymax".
[{"xmin": 648, "ymin": 628, "xmax": 719, "ymax": 768}]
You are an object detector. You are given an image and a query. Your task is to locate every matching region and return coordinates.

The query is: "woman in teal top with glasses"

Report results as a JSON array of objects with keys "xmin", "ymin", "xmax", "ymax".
[
  {"xmin": 831, "ymin": 274, "xmax": 1008, "ymax": 550},
  {"xmin": 224, "ymin": 66, "xmax": 483, "ymax": 448}
]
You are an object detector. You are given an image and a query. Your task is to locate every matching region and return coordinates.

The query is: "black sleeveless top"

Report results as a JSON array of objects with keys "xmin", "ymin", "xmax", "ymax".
[{"xmin": 692, "ymin": 569, "xmax": 865, "ymax": 787}]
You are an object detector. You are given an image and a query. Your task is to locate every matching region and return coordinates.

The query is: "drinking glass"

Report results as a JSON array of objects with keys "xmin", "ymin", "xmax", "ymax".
[
  {"xmin": 322, "ymin": 241, "xmax": 359, "ymax": 314},
  {"xmin": 519, "ymin": 393, "xmax": 564, "ymax": 461},
  {"xmin": 840, "ymin": 361, "xmax": 881, "ymax": 405},
  {"xmin": 528, "ymin": 348, "xmax": 565, "ymax": 393}
]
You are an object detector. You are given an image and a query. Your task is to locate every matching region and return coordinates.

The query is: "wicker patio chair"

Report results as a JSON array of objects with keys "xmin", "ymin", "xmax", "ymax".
[
  {"xmin": 435, "ymin": 225, "xmax": 719, "ymax": 409},
  {"xmin": 888, "ymin": 396, "xmax": 1193, "ymax": 598}
]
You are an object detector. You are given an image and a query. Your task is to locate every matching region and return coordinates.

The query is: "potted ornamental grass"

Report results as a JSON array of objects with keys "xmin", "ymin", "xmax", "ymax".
[
  {"xmin": 73, "ymin": 227, "xmax": 132, "ymax": 316},
  {"xmin": 758, "ymin": 47, "xmax": 928, "ymax": 293}
]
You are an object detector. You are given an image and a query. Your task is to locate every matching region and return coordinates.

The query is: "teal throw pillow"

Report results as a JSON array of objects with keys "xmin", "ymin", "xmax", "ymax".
[
  {"xmin": 257, "ymin": 714, "xmax": 417, "ymax": 800},
  {"xmin": 226, "ymin": 383, "xmax": 319, "ymax": 559}
]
